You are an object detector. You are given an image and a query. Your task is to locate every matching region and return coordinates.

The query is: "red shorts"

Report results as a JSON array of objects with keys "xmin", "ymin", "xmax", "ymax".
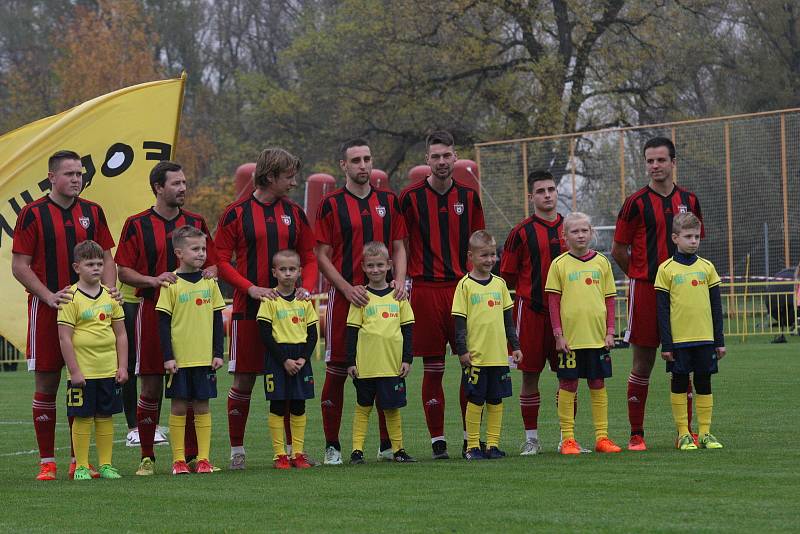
[
  {"xmin": 135, "ymin": 300, "xmax": 165, "ymax": 376},
  {"xmin": 624, "ymin": 279, "xmax": 660, "ymax": 348},
  {"xmin": 409, "ymin": 282, "xmax": 456, "ymax": 358},
  {"xmin": 26, "ymin": 295, "xmax": 63, "ymax": 372},
  {"xmin": 228, "ymin": 318, "xmax": 267, "ymax": 374},
  {"xmin": 512, "ymin": 297, "xmax": 557, "ymax": 373},
  {"xmin": 324, "ymin": 288, "xmax": 350, "ymax": 364}
]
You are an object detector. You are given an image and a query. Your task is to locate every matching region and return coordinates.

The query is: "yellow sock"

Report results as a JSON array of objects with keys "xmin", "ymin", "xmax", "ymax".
[
  {"xmin": 557, "ymin": 389, "xmax": 577, "ymax": 440},
  {"xmin": 289, "ymin": 414, "xmax": 307, "ymax": 457},
  {"xmin": 94, "ymin": 416, "xmax": 114, "ymax": 466},
  {"xmin": 589, "ymin": 387, "xmax": 609, "ymax": 441},
  {"xmin": 695, "ymin": 394, "xmax": 713, "ymax": 435},
  {"xmin": 169, "ymin": 414, "xmax": 186, "ymax": 463},
  {"xmin": 465, "ymin": 401, "xmax": 483, "ymax": 450},
  {"xmin": 383, "ymin": 408, "xmax": 403, "ymax": 452},
  {"xmin": 671, "ymin": 392, "xmax": 690, "ymax": 436},
  {"xmin": 352, "ymin": 404, "xmax": 372, "ymax": 452},
  {"xmin": 194, "ymin": 412, "xmax": 211, "ymax": 461},
  {"xmin": 485, "ymin": 402, "xmax": 503, "ymax": 448},
  {"xmin": 268, "ymin": 412, "xmax": 286, "ymax": 459},
  {"xmin": 72, "ymin": 417, "xmax": 93, "ymax": 468}
]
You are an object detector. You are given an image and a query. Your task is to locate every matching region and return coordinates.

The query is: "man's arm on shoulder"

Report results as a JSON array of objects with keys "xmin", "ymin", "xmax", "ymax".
[{"xmin": 611, "ymin": 241, "xmax": 629, "ymax": 276}]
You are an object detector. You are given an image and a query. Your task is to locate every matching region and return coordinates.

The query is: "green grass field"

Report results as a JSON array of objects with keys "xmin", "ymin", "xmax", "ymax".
[{"xmin": 1, "ymin": 338, "xmax": 798, "ymax": 533}]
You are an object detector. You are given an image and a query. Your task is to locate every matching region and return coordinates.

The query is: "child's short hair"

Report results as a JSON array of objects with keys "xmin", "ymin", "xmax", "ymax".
[
  {"xmin": 468, "ymin": 230, "xmax": 496, "ymax": 250},
  {"xmin": 362, "ymin": 241, "xmax": 390, "ymax": 260},
  {"xmin": 73, "ymin": 240, "xmax": 104, "ymax": 262},
  {"xmin": 563, "ymin": 211, "xmax": 592, "ymax": 232},
  {"xmin": 172, "ymin": 225, "xmax": 206, "ymax": 249},
  {"xmin": 272, "ymin": 248, "xmax": 301, "ymax": 264},
  {"xmin": 672, "ymin": 212, "xmax": 701, "ymax": 234}
]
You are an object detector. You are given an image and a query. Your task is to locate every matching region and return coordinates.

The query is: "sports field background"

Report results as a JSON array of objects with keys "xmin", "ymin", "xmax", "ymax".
[{"xmin": 1, "ymin": 339, "xmax": 797, "ymax": 533}]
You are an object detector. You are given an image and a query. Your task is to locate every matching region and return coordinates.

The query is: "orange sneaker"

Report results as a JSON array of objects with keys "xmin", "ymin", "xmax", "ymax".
[
  {"xmin": 273, "ymin": 454, "xmax": 291, "ymax": 470},
  {"xmin": 291, "ymin": 454, "xmax": 312, "ymax": 469},
  {"xmin": 69, "ymin": 461, "xmax": 100, "ymax": 479},
  {"xmin": 172, "ymin": 460, "xmax": 190, "ymax": 475},
  {"xmin": 595, "ymin": 437, "xmax": 622, "ymax": 453},
  {"xmin": 36, "ymin": 462, "xmax": 57, "ymax": 481},
  {"xmin": 627, "ymin": 434, "xmax": 647, "ymax": 451},
  {"xmin": 194, "ymin": 459, "xmax": 214, "ymax": 474},
  {"xmin": 560, "ymin": 438, "xmax": 581, "ymax": 455}
]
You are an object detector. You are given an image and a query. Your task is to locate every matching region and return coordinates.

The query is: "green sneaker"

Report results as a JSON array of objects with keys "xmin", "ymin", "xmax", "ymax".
[
  {"xmin": 73, "ymin": 466, "xmax": 93, "ymax": 480},
  {"xmin": 677, "ymin": 434, "xmax": 698, "ymax": 451},
  {"xmin": 98, "ymin": 464, "xmax": 122, "ymax": 479},
  {"xmin": 699, "ymin": 433, "xmax": 723, "ymax": 449},
  {"xmin": 135, "ymin": 457, "xmax": 155, "ymax": 476}
]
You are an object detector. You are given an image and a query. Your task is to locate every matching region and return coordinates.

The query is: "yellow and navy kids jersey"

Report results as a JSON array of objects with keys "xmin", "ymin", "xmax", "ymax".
[
  {"xmin": 256, "ymin": 292, "xmax": 319, "ymax": 361},
  {"xmin": 451, "ymin": 274, "xmax": 518, "ymax": 366},
  {"xmin": 655, "ymin": 252, "xmax": 723, "ymax": 351},
  {"xmin": 155, "ymin": 272, "xmax": 226, "ymax": 367},
  {"xmin": 57, "ymin": 284, "xmax": 125, "ymax": 379},
  {"xmin": 346, "ymin": 287, "xmax": 414, "ymax": 378},
  {"xmin": 545, "ymin": 251, "xmax": 616, "ymax": 350}
]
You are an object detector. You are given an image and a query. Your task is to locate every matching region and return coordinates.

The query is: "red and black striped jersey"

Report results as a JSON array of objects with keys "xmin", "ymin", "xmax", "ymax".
[
  {"xmin": 115, "ymin": 207, "xmax": 217, "ymax": 301},
  {"xmin": 215, "ymin": 195, "xmax": 318, "ymax": 319},
  {"xmin": 399, "ymin": 178, "xmax": 485, "ymax": 284},
  {"xmin": 614, "ymin": 185, "xmax": 703, "ymax": 282},
  {"xmin": 315, "ymin": 187, "xmax": 407, "ymax": 286},
  {"xmin": 500, "ymin": 213, "xmax": 565, "ymax": 311},
  {"xmin": 12, "ymin": 195, "xmax": 115, "ymax": 292}
]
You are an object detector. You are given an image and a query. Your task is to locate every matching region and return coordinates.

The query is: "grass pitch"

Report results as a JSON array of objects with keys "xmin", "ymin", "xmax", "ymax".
[{"xmin": 0, "ymin": 338, "xmax": 797, "ymax": 533}]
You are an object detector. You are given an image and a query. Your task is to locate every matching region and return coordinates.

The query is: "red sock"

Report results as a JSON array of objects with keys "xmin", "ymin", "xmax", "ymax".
[
  {"xmin": 321, "ymin": 365, "xmax": 347, "ymax": 444},
  {"xmin": 137, "ymin": 396, "xmax": 160, "ymax": 458},
  {"xmin": 459, "ymin": 382, "xmax": 468, "ymax": 431},
  {"xmin": 520, "ymin": 392, "xmax": 541, "ymax": 431},
  {"xmin": 227, "ymin": 387, "xmax": 251, "ymax": 448},
  {"xmin": 422, "ymin": 357, "xmax": 446, "ymax": 438},
  {"xmin": 627, "ymin": 372, "xmax": 650, "ymax": 434},
  {"xmin": 687, "ymin": 380, "xmax": 694, "ymax": 431},
  {"xmin": 185, "ymin": 405, "xmax": 197, "ymax": 458},
  {"xmin": 377, "ymin": 407, "xmax": 389, "ymax": 443},
  {"xmin": 284, "ymin": 401, "xmax": 292, "ymax": 446},
  {"xmin": 32, "ymin": 392, "xmax": 57, "ymax": 460}
]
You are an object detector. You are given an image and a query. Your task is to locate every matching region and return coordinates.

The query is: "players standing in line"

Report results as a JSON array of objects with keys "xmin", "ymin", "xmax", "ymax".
[
  {"xmin": 58, "ymin": 241, "xmax": 128, "ymax": 480},
  {"xmin": 500, "ymin": 170, "xmax": 566, "ymax": 455},
  {"xmin": 611, "ymin": 137, "xmax": 704, "ymax": 451},
  {"xmin": 115, "ymin": 161, "xmax": 217, "ymax": 476},
  {"xmin": 316, "ymin": 138, "xmax": 408, "ymax": 465},
  {"xmin": 215, "ymin": 148, "xmax": 318, "ymax": 470},
  {"xmin": 12, "ymin": 150, "xmax": 118, "ymax": 481},
  {"xmin": 453, "ymin": 231, "xmax": 522, "ymax": 460},
  {"xmin": 256, "ymin": 249, "xmax": 319, "ymax": 470},
  {"xmin": 399, "ymin": 131, "xmax": 485, "ymax": 460},
  {"xmin": 546, "ymin": 213, "xmax": 621, "ymax": 455},
  {"xmin": 654, "ymin": 213, "xmax": 726, "ymax": 451}
]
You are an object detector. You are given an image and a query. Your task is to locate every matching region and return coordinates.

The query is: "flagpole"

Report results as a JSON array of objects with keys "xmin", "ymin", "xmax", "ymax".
[{"xmin": 172, "ymin": 71, "xmax": 187, "ymax": 160}]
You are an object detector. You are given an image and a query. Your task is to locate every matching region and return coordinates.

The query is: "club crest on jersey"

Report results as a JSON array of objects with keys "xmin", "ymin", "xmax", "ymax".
[
  {"xmin": 78, "ymin": 216, "xmax": 90, "ymax": 229},
  {"xmin": 375, "ymin": 205, "xmax": 386, "ymax": 218},
  {"xmin": 281, "ymin": 214, "xmax": 292, "ymax": 226},
  {"xmin": 453, "ymin": 202, "xmax": 464, "ymax": 215},
  {"xmin": 677, "ymin": 204, "xmax": 688, "ymax": 213}
]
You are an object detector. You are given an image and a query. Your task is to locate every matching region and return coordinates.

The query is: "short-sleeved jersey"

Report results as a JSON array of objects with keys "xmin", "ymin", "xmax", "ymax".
[
  {"xmin": 115, "ymin": 208, "xmax": 216, "ymax": 301},
  {"xmin": 215, "ymin": 195, "xmax": 317, "ymax": 319},
  {"xmin": 614, "ymin": 185, "xmax": 703, "ymax": 282},
  {"xmin": 57, "ymin": 285, "xmax": 124, "ymax": 379},
  {"xmin": 316, "ymin": 187, "xmax": 407, "ymax": 286},
  {"xmin": 346, "ymin": 287, "xmax": 414, "ymax": 378},
  {"xmin": 256, "ymin": 293, "xmax": 318, "ymax": 344},
  {"xmin": 13, "ymin": 196, "xmax": 115, "ymax": 292},
  {"xmin": 399, "ymin": 178, "xmax": 485, "ymax": 284},
  {"xmin": 500, "ymin": 213, "xmax": 565, "ymax": 311},
  {"xmin": 451, "ymin": 274, "xmax": 514, "ymax": 366},
  {"xmin": 155, "ymin": 275, "xmax": 226, "ymax": 367},
  {"xmin": 545, "ymin": 251, "xmax": 616, "ymax": 350},
  {"xmin": 655, "ymin": 256, "xmax": 721, "ymax": 345}
]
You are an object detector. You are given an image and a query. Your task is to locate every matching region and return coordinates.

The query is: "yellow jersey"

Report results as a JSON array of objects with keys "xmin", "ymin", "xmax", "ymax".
[
  {"xmin": 451, "ymin": 274, "xmax": 514, "ymax": 366},
  {"xmin": 655, "ymin": 256, "xmax": 721, "ymax": 345},
  {"xmin": 257, "ymin": 293, "xmax": 318, "ymax": 344}
]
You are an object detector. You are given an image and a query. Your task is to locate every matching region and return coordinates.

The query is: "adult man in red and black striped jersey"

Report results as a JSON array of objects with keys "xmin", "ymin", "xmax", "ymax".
[
  {"xmin": 316, "ymin": 138, "xmax": 407, "ymax": 465},
  {"xmin": 500, "ymin": 170, "xmax": 566, "ymax": 455},
  {"xmin": 611, "ymin": 137, "xmax": 703, "ymax": 451},
  {"xmin": 215, "ymin": 148, "xmax": 318, "ymax": 470},
  {"xmin": 12, "ymin": 150, "xmax": 118, "ymax": 480},
  {"xmin": 399, "ymin": 131, "xmax": 485, "ymax": 460},
  {"xmin": 115, "ymin": 160, "xmax": 217, "ymax": 475}
]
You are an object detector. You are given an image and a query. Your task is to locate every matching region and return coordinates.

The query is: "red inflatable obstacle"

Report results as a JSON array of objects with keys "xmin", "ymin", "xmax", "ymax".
[
  {"xmin": 304, "ymin": 173, "xmax": 336, "ymax": 228},
  {"xmin": 453, "ymin": 159, "xmax": 480, "ymax": 190},
  {"xmin": 370, "ymin": 169, "xmax": 390, "ymax": 190},
  {"xmin": 407, "ymin": 165, "xmax": 431, "ymax": 185},
  {"xmin": 234, "ymin": 163, "xmax": 256, "ymax": 200}
]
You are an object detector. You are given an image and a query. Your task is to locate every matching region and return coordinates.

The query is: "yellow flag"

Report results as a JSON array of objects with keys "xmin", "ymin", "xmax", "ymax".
[{"xmin": 0, "ymin": 75, "xmax": 186, "ymax": 353}]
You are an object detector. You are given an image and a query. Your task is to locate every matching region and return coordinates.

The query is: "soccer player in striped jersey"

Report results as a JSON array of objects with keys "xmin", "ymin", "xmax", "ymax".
[
  {"xmin": 399, "ymin": 131, "xmax": 485, "ymax": 460},
  {"xmin": 316, "ymin": 138, "xmax": 408, "ymax": 465},
  {"xmin": 215, "ymin": 148, "xmax": 318, "ymax": 470},
  {"xmin": 12, "ymin": 150, "xmax": 118, "ymax": 481},
  {"xmin": 500, "ymin": 170, "xmax": 565, "ymax": 455},
  {"xmin": 115, "ymin": 160, "xmax": 218, "ymax": 475},
  {"xmin": 611, "ymin": 137, "xmax": 704, "ymax": 451}
]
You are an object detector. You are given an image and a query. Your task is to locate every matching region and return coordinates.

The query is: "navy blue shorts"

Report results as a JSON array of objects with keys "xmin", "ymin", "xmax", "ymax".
[
  {"xmin": 667, "ymin": 344, "xmax": 719, "ymax": 375},
  {"xmin": 264, "ymin": 358, "xmax": 315, "ymax": 401},
  {"xmin": 555, "ymin": 349, "xmax": 612, "ymax": 380},
  {"xmin": 165, "ymin": 366, "xmax": 218, "ymax": 400},
  {"xmin": 461, "ymin": 365, "xmax": 512, "ymax": 405},
  {"xmin": 66, "ymin": 377, "xmax": 123, "ymax": 417},
  {"xmin": 353, "ymin": 376, "xmax": 407, "ymax": 409}
]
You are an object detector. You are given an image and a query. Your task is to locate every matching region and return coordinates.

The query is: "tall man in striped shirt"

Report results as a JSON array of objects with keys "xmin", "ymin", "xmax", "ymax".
[
  {"xmin": 399, "ymin": 131, "xmax": 485, "ymax": 460},
  {"xmin": 611, "ymin": 137, "xmax": 703, "ymax": 451}
]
